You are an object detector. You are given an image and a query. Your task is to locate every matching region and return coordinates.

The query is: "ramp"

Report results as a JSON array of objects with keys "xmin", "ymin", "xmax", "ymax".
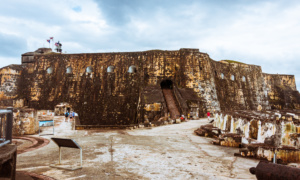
[{"xmin": 162, "ymin": 88, "xmax": 180, "ymax": 119}]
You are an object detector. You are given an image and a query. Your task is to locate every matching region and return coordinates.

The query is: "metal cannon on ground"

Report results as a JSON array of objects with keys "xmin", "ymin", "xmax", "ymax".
[{"xmin": 250, "ymin": 161, "xmax": 300, "ymax": 180}]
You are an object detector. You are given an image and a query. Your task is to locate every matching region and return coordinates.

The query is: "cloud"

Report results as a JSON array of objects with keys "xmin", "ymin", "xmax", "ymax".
[
  {"xmin": 72, "ymin": 6, "xmax": 82, "ymax": 12},
  {"xmin": 0, "ymin": 33, "xmax": 27, "ymax": 57},
  {"xmin": 0, "ymin": 0, "xmax": 299, "ymax": 90},
  {"xmin": 0, "ymin": 57, "xmax": 20, "ymax": 68}
]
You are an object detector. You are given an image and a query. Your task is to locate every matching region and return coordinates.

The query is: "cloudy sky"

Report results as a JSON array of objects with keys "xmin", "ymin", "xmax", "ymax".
[{"xmin": 0, "ymin": 0, "xmax": 300, "ymax": 90}]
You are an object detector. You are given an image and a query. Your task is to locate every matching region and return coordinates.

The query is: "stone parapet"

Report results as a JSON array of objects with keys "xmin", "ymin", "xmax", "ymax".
[{"xmin": 0, "ymin": 144, "xmax": 17, "ymax": 179}]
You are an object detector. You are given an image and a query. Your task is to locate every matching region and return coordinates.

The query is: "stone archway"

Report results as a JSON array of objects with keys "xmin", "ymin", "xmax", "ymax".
[
  {"xmin": 225, "ymin": 116, "xmax": 232, "ymax": 132},
  {"xmin": 54, "ymin": 102, "xmax": 72, "ymax": 116},
  {"xmin": 249, "ymin": 120, "xmax": 258, "ymax": 139},
  {"xmin": 160, "ymin": 79, "xmax": 173, "ymax": 89}
]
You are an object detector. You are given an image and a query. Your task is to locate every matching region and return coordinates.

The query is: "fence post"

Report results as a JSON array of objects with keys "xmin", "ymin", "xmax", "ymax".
[{"xmin": 6, "ymin": 107, "xmax": 13, "ymax": 144}]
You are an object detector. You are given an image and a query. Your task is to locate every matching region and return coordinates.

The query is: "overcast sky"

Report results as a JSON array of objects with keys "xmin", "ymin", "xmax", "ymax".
[{"xmin": 0, "ymin": 0, "xmax": 299, "ymax": 91}]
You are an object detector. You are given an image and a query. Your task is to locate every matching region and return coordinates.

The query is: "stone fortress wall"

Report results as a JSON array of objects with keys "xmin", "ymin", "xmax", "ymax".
[
  {"xmin": 0, "ymin": 48, "xmax": 299, "ymax": 126},
  {"xmin": 0, "ymin": 65, "xmax": 23, "ymax": 105},
  {"xmin": 263, "ymin": 73, "xmax": 300, "ymax": 109}
]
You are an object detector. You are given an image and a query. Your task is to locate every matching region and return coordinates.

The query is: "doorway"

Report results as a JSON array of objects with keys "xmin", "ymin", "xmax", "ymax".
[{"xmin": 160, "ymin": 79, "xmax": 173, "ymax": 89}]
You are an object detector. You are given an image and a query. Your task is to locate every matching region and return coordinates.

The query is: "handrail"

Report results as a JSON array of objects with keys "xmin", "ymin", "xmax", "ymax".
[
  {"xmin": 0, "ymin": 110, "xmax": 12, "ymax": 114},
  {"xmin": 173, "ymin": 85, "xmax": 187, "ymax": 114},
  {"xmin": 0, "ymin": 140, "xmax": 10, "ymax": 147}
]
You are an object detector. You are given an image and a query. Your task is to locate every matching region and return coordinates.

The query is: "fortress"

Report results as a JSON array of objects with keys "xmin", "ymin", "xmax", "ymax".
[{"xmin": 0, "ymin": 48, "xmax": 299, "ymax": 126}]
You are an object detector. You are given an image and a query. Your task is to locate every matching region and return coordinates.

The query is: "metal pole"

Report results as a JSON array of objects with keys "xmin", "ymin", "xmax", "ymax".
[
  {"xmin": 59, "ymin": 147, "xmax": 61, "ymax": 165},
  {"xmin": 0, "ymin": 140, "xmax": 10, "ymax": 147},
  {"xmin": 6, "ymin": 107, "xmax": 13, "ymax": 144},
  {"xmin": 0, "ymin": 116, "xmax": 2, "ymax": 141},
  {"xmin": 53, "ymin": 120, "xmax": 54, "ymax": 135},
  {"xmin": 80, "ymin": 149, "xmax": 82, "ymax": 167},
  {"xmin": 273, "ymin": 152, "xmax": 277, "ymax": 164}
]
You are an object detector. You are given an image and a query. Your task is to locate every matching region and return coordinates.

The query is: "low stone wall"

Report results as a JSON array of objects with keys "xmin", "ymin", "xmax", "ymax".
[
  {"xmin": 13, "ymin": 108, "xmax": 38, "ymax": 135},
  {"xmin": 196, "ymin": 110, "xmax": 300, "ymax": 163},
  {"xmin": 213, "ymin": 110, "xmax": 300, "ymax": 147},
  {"xmin": 12, "ymin": 108, "xmax": 56, "ymax": 135},
  {"xmin": 37, "ymin": 110, "xmax": 55, "ymax": 118},
  {"xmin": 0, "ymin": 144, "xmax": 17, "ymax": 179}
]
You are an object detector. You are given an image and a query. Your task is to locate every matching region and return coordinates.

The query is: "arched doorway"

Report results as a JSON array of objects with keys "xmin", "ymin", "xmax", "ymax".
[
  {"xmin": 54, "ymin": 102, "xmax": 72, "ymax": 116},
  {"xmin": 249, "ymin": 120, "xmax": 258, "ymax": 139},
  {"xmin": 225, "ymin": 116, "xmax": 231, "ymax": 132},
  {"xmin": 160, "ymin": 79, "xmax": 173, "ymax": 89}
]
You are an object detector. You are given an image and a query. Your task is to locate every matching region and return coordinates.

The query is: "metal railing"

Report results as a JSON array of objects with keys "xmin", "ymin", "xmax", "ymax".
[{"xmin": 0, "ymin": 107, "xmax": 13, "ymax": 147}]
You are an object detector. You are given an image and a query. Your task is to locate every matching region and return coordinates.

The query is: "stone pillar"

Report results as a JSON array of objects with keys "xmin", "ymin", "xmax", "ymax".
[
  {"xmin": 230, "ymin": 117, "xmax": 234, "ymax": 133},
  {"xmin": 257, "ymin": 121, "xmax": 262, "ymax": 142},
  {"xmin": 223, "ymin": 115, "xmax": 227, "ymax": 130},
  {"xmin": 245, "ymin": 121, "xmax": 250, "ymax": 138}
]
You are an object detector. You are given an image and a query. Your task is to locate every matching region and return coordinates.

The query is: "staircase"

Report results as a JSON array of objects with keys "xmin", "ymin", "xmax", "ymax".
[{"xmin": 162, "ymin": 88, "xmax": 180, "ymax": 119}]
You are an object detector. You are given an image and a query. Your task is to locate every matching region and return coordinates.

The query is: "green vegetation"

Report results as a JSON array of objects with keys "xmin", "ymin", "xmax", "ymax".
[
  {"xmin": 221, "ymin": 60, "xmax": 245, "ymax": 64},
  {"xmin": 148, "ymin": 49, "xmax": 163, "ymax": 52},
  {"xmin": 47, "ymin": 52, "xmax": 61, "ymax": 55}
]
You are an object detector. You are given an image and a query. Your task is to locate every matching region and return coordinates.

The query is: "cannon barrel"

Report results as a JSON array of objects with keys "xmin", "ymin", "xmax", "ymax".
[{"xmin": 250, "ymin": 161, "xmax": 300, "ymax": 180}]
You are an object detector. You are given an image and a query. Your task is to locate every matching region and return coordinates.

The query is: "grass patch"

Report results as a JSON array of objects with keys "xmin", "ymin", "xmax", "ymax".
[{"xmin": 221, "ymin": 60, "xmax": 245, "ymax": 64}]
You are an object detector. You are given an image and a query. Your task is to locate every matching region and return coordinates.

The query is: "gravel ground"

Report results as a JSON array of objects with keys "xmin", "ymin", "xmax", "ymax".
[{"xmin": 16, "ymin": 117, "xmax": 259, "ymax": 180}]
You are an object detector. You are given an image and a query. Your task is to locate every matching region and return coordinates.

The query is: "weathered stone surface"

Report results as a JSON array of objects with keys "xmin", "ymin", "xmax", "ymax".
[
  {"xmin": 211, "ymin": 110, "xmax": 300, "ymax": 163},
  {"xmin": 12, "ymin": 108, "xmax": 38, "ymax": 135},
  {"xmin": 0, "ymin": 65, "xmax": 22, "ymax": 106},
  {"xmin": 0, "ymin": 48, "xmax": 299, "ymax": 126}
]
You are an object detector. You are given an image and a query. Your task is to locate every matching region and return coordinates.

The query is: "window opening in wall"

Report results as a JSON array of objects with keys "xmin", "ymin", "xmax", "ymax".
[
  {"xmin": 242, "ymin": 76, "xmax": 246, "ymax": 82},
  {"xmin": 221, "ymin": 73, "xmax": 224, "ymax": 79},
  {"xmin": 231, "ymin": 75, "xmax": 235, "ymax": 81},
  {"xmin": 66, "ymin": 67, "xmax": 72, "ymax": 74},
  {"xmin": 47, "ymin": 67, "xmax": 53, "ymax": 74},
  {"xmin": 107, "ymin": 66, "xmax": 114, "ymax": 73},
  {"xmin": 86, "ymin": 66, "xmax": 93, "ymax": 73},
  {"xmin": 128, "ymin": 65, "xmax": 137, "ymax": 73}
]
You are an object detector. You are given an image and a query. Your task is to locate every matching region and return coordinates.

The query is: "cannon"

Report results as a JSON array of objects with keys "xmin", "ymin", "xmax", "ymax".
[{"xmin": 250, "ymin": 161, "xmax": 300, "ymax": 180}]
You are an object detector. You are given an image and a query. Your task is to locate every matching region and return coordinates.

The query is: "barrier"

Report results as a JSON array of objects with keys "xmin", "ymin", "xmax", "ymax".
[
  {"xmin": 0, "ymin": 107, "xmax": 16, "ymax": 179},
  {"xmin": 0, "ymin": 107, "xmax": 13, "ymax": 147},
  {"xmin": 39, "ymin": 120, "xmax": 54, "ymax": 136}
]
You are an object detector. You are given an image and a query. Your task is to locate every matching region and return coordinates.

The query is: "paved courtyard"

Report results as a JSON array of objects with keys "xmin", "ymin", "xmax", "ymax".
[{"xmin": 16, "ymin": 117, "xmax": 259, "ymax": 179}]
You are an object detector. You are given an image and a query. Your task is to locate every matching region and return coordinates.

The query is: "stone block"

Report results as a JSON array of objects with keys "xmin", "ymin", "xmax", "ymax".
[{"xmin": 13, "ymin": 108, "xmax": 38, "ymax": 135}]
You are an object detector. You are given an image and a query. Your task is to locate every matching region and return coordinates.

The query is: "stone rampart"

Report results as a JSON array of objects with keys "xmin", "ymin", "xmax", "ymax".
[{"xmin": 0, "ymin": 48, "xmax": 299, "ymax": 126}]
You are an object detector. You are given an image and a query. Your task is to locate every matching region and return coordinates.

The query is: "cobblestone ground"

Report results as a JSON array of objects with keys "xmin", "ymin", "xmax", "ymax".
[{"xmin": 16, "ymin": 117, "xmax": 259, "ymax": 180}]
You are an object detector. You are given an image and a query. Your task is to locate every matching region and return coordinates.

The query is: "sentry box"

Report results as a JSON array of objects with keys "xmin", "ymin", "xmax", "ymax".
[{"xmin": 50, "ymin": 138, "xmax": 82, "ymax": 171}]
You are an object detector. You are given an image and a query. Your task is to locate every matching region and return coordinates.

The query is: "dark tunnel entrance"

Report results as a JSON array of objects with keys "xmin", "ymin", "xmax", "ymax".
[{"xmin": 160, "ymin": 80, "xmax": 173, "ymax": 89}]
